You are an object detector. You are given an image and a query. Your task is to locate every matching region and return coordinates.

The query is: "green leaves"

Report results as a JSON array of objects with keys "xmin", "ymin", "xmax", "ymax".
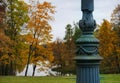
[{"xmin": 6, "ymin": 0, "xmax": 29, "ymax": 39}]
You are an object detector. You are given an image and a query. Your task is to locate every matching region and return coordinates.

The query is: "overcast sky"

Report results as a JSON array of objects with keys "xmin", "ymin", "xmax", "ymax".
[{"xmin": 25, "ymin": 0, "xmax": 120, "ymax": 40}]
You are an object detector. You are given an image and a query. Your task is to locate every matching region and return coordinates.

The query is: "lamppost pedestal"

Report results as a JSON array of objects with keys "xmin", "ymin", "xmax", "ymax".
[{"xmin": 75, "ymin": 34, "xmax": 102, "ymax": 83}]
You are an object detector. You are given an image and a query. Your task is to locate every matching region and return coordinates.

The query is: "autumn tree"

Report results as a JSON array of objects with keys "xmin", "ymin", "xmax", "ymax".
[
  {"xmin": 51, "ymin": 39, "xmax": 65, "ymax": 76},
  {"xmin": 0, "ymin": 0, "xmax": 16, "ymax": 75},
  {"xmin": 110, "ymin": 4, "xmax": 120, "ymax": 73},
  {"xmin": 111, "ymin": 4, "xmax": 120, "ymax": 27},
  {"xmin": 0, "ymin": 0, "xmax": 10, "ymax": 75},
  {"xmin": 97, "ymin": 5, "xmax": 120, "ymax": 73},
  {"xmin": 97, "ymin": 19, "xmax": 120, "ymax": 73},
  {"xmin": 0, "ymin": 0, "xmax": 6, "ymax": 25},
  {"xmin": 52, "ymin": 39, "xmax": 76, "ymax": 76},
  {"xmin": 63, "ymin": 40, "xmax": 76, "ymax": 75},
  {"xmin": 25, "ymin": 0, "xmax": 55, "ymax": 76},
  {"xmin": 0, "ymin": 0, "xmax": 29, "ymax": 75}
]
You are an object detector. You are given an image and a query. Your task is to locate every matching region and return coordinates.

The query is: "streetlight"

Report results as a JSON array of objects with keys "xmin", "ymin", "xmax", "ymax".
[{"xmin": 74, "ymin": 0, "xmax": 103, "ymax": 83}]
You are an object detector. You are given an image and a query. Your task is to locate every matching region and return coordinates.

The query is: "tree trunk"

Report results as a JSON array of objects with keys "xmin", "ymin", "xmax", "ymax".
[
  {"xmin": 25, "ymin": 45, "xmax": 32, "ymax": 76},
  {"xmin": 9, "ymin": 60, "xmax": 13, "ymax": 75},
  {"xmin": 115, "ymin": 55, "xmax": 120, "ymax": 73},
  {"xmin": 25, "ymin": 52, "xmax": 31, "ymax": 76},
  {"xmin": 32, "ymin": 42, "xmax": 38, "ymax": 76},
  {"xmin": 1, "ymin": 63, "xmax": 5, "ymax": 75},
  {"xmin": 32, "ymin": 64, "xmax": 36, "ymax": 76}
]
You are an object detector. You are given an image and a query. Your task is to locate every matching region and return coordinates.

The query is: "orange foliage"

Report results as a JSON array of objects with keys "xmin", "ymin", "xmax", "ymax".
[
  {"xmin": 98, "ymin": 20, "xmax": 116, "ymax": 57},
  {"xmin": 25, "ymin": 1, "xmax": 55, "ymax": 75},
  {"xmin": 51, "ymin": 38, "xmax": 76, "ymax": 75},
  {"xmin": 98, "ymin": 19, "xmax": 120, "ymax": 73}
]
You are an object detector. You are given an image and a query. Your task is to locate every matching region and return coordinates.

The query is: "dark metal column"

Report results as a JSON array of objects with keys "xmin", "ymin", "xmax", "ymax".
[{"xmin": 74, "ymin": 0, "xmax": 102, "ymax": 83}]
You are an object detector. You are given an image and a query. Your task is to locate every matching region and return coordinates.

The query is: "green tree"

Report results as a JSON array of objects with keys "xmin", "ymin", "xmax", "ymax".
[
  {"xmin": 64, "ymin": 24, "xmax": 73, "ymax": 41},
  {"xmin": 1, "ymin": 0, "xmax": 29, "ymax": 75},
  {"xmin": 6, "ymin": 0, "xmax": 29, "ymax": 40},
  {"xmin": 72, "ymin": 22, "xmax": 82, "ymax": 42},
  {"xmin": 64, "ymin": 23, "xmax": 81, "ymax": 42}
]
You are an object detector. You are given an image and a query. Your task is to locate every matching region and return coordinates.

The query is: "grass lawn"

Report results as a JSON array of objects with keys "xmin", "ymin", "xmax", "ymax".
[
  {"xmin": 100, "ymin": 74, "xmax": 120, "ymax": 83},
  {"xmin": 0, "ymin": 74, "xmax": 120, "ymax": 83}
]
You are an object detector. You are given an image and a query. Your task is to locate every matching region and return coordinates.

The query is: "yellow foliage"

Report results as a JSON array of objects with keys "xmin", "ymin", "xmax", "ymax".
[
  {"xmin": 98, "ymin": 19, "xmax": 120, "ymax": 73},
  {"xmin": 23, "ymin": 1, "xmax": 55, "ymax": 74},
  {"xmin": 98, "ymin": 20, "xmax": 115, "ymax": 57},
  {"xmin": 0, "ymin": 54, "xmax": 10, "ymax": 65}
]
